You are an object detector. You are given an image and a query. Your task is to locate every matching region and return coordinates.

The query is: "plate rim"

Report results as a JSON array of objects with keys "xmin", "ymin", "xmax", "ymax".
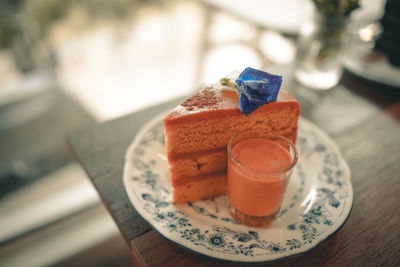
[
  {"xmin": 123, "ymin": 111, "xmax": 353, "ymax": 263},
  {"xmin": 343, "ymin": 43, "xmax": 400, "ymax": 88}
]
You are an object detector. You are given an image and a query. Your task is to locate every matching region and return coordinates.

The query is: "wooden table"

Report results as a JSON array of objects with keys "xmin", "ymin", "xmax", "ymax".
[{"xmin": 69, "ymin": 72, "xmax": 400, "ymax": 266}]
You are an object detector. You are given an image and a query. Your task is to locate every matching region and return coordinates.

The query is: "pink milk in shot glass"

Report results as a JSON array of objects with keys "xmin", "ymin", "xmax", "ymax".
[{"xmin": 227, "ymin": 129, "xmax": 298, "ymax": 227}]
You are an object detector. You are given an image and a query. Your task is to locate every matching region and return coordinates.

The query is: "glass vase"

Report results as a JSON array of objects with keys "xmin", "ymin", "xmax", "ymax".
[{"xmin": 294, "ymin": 15, "xmax": 349, "ymax": 90}]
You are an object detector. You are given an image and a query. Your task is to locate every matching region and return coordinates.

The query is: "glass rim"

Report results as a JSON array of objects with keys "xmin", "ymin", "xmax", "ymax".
[{"xmin": 227, "ymin": 129, "xmax": 298, "ymax": 175}]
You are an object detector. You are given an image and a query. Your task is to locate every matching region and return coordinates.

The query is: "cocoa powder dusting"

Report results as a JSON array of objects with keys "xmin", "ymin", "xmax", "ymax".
[{"xmin": 181, "ymin": 88, "xmax": 220, "ymax": 110}]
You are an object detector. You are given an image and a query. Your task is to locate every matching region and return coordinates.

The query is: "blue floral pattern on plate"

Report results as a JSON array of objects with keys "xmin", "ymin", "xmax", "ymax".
[{"xmin": 123, "ymin": 112, "xmax": 352, "ymax": 263}]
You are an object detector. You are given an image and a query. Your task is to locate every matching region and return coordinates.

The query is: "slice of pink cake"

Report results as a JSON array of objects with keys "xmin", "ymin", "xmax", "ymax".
[{"xmin": 164, "ymin": 86, "xmax": 299, "ymax": 204}]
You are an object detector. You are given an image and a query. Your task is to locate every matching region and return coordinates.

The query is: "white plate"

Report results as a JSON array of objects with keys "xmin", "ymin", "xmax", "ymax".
[
  {"xmin": 343, "ymin": 43, "xmax": 400, "ymax": 87},
  {"xmin": 201, "ymin": 0, "xmax": 384, "ymax": 34},
  {"xmin": 123, "ymin": 112, "xmax": 352, "ymax": 263}
]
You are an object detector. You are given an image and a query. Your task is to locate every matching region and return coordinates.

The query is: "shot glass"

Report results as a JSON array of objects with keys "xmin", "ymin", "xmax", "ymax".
[{"xmin": 227, "ymin": 129, "xmax": 298, "ymax": 227}]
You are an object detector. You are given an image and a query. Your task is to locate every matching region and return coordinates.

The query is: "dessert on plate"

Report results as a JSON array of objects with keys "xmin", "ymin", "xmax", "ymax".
[{"xmin": 164, "ymin": 67, "xmax": 300, "ymax": 203}]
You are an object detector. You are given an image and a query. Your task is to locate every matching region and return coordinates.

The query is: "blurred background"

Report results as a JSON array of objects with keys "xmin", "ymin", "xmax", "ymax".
[{"xmin": 0, "ymin": 0, "xmax": 392, "ymax": 266}]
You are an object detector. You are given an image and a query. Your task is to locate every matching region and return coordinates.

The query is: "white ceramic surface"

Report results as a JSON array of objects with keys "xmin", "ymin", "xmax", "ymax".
[
  {"xmin": 201, "ymin": 0, "xmax": 384, "ymax": 34},
  {"xmin": 343, "ymin": 43, "xmax": 400, "ymax": 87},
  {"xmin": 123, "ymin": 112, "xmax": 352, "ymax": 263}
]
